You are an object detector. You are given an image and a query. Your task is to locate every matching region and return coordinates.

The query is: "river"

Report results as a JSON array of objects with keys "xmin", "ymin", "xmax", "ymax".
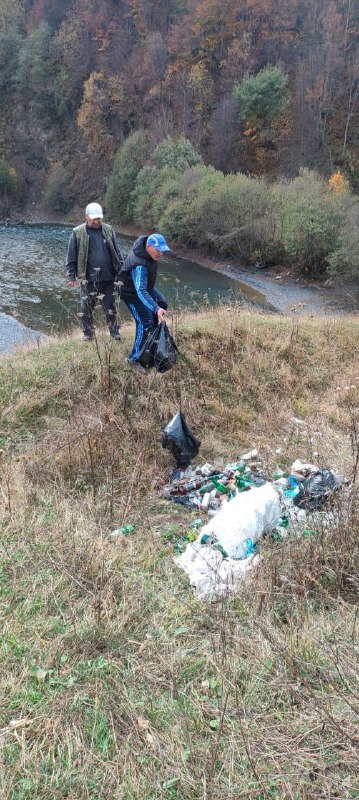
[{"xmin": 0, "ymin": 224, "xmax": 271, "ymax": 353}]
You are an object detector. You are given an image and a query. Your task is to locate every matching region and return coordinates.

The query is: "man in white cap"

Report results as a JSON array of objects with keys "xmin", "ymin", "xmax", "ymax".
[{"xmin": 66, "ymin": 202, "xmax": 123, "ymax": 341}]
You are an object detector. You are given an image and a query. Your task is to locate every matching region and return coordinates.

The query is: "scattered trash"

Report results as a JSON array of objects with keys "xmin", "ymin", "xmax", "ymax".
[
  {"xmin": 241, "ymin": 448, "xmax": 259, "ymax": 461},
  {"xmin": 162, "ymin": 411, "xmax": 201, "ymax": 467},
  {"xmin": 283, "ymin": 475, "xmax": 301, "ymax": 500},
  {"xmin": 290, "ymin": 459, "xmax": 320, "ymax": 480},
  {"xmin": 293, "ymin": 469, "xmax": 343, "ymax": 510},
  {"xmin": 175, "ymin": 540, "xmax": 261, "ymax": 601},
  {"xmin": 109, "ymin": 524, "xmax": 134, "ymax": 540},
  {"xmin": 165, "ymin": 449, "xmax": 347, "ymax": 600}
]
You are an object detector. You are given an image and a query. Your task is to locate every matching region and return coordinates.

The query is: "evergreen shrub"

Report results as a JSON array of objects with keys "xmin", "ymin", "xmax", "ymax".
[
  {"xmin": 275, "ymin": 170, "xmax": 345, "ymax": 275},
  {"xmin": 132, "ymin": 137, "xmax": 203, "ymax": 228},
  {"xmin": 105, "ymin": 130, "xmax": 147, "ymax": 222}
]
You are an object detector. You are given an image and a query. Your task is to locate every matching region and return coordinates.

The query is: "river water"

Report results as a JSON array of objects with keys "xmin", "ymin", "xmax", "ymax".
[{"xmin": 0, "ymin": 224, "xmax": 269, "ymax": 353}]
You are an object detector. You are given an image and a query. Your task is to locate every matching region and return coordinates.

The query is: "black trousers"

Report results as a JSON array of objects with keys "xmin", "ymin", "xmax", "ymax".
[{"xmin": 80, "ymin": 281, "xmax": 120, "ymax": 337}]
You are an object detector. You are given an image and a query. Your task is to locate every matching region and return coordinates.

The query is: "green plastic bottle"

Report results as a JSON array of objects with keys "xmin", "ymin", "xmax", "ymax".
[
  {"xmin": 211, "ymin": 478, "xmax": 228, "ymax": 494},
  {"xmin": 119, "ymin": 524, "xmax": 134, "ymax": 536}
]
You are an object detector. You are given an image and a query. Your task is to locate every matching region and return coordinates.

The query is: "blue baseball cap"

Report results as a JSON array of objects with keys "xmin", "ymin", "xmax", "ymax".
[{"xmin": 147, "ymin": 233, "xmax": 171, "ymax": 252}]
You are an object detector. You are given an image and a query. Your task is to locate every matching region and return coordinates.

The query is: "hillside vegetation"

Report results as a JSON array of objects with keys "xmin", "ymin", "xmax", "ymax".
[
  {"xmin": 1, "ymin": 0, "xmax": 358, "ymax": 210},
  {"xmin": 2, "ymin": 1, "xmax": 359, "ymax": 284},
  {"xmin": 0, "ymin": 308, "xmax": 359, "ymax": 799}
]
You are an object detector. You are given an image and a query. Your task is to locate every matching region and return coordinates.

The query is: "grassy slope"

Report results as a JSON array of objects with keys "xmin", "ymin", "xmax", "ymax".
[{"xmin": 0, "ymin": 308, "xmax": 358, "ymax": 800}]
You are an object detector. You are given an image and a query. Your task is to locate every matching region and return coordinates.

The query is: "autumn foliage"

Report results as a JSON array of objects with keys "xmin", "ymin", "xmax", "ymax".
[{"xmin": 0, "ymin": 0, "xmax": 358, "ymax": 283}]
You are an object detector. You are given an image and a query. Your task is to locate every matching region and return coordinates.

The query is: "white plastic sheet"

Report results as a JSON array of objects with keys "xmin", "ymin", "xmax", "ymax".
[
  {"xmin": 175, "ymin": 482, "xmax": 281, "ymax": 600},
  {"xmin": 200, "ymin": 482, "xmax": 281, "ymax": 559},
  {"xmin": 175, "ymin": 542, "xmax": 260, "ymax": 601}
]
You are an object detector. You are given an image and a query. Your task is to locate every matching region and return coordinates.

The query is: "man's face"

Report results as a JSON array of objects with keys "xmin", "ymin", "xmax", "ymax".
[
  {"xmin": 86, "ymin": 215, "xmax": 103, "ymax": 228},
  {"xmin": 146, "ymin": 244, "xmax": 163, "ymax": 261}
]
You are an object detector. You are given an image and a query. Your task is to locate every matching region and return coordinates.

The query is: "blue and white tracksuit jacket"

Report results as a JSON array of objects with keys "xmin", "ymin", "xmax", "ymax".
[{"xmin": 119, "ymin": 235, "xmax": 167, "ymax": 362}]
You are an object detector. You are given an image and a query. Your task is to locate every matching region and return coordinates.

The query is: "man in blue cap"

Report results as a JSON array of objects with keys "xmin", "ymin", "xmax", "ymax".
[{"xmin": 119, "ymin": 233, "xmax": 171, "ymax": 373}]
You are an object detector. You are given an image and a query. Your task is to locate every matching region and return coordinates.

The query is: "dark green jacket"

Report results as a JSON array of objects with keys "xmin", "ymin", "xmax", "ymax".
[{"xmin": 67, "ymin": 222, "xmax": 123, "ymax": 280}]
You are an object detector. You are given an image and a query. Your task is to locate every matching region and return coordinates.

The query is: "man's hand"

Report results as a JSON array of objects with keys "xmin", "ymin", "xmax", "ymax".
[
  {"xmin": 157, "ymin": 307, "xmax": 167, "ymax": 323},
  {"xmin": 68, "ymin": 280, "xmax": 77, "ymax": 288}
]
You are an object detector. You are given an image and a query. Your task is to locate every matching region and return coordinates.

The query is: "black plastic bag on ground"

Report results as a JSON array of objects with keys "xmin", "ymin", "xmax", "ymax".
[
  {"xmin": 138, "ymin": 322, "xmax": 178, "ymax": 373},
  {"xmin": 162, "ymin": 411, "xmax": 201, "ymax": 467},
  {"xmin": 293, "ymin": 469, "xmax": 342, "ymax": 510}
]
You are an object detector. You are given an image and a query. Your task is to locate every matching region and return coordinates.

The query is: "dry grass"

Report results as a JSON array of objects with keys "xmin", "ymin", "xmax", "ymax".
[{"xmin": 0, "ymin": 308, "xmax": 358, "ymax": 799}]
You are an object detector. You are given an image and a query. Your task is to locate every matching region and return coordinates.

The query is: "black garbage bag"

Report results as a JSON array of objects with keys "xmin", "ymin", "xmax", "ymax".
[
  {"xmin": 294, "ymin": 469, "xmax": 342, "ymax": 510},
  {"xmin": 161, "ymin": 411, "xmax": 201, "ymax": 467},
  {"xmin": 154, "ymin": 322, "xmax": 178, "ymax": 373},
  {"xmin": 138, "ymin": 322, "xmax": 178, "ymax": 373},
  {"xmin": 137, "ymin": 326, "xmax": 159, "ymax": 370}
]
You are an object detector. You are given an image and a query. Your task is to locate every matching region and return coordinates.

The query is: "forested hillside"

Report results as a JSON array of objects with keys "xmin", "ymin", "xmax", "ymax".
[{"xmin": 0, "ymin": 0, "xmax": 358, "ymax": 215}]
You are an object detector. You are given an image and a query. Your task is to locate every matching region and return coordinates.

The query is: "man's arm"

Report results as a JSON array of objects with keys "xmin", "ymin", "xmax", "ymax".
[
  {"xmin": 66, "ymin": 232, "xmax": 78, "ymax": 284},
  {"xmin": 152, "ymin": 287, "xmax": 167, "ymax": 309},
  {"xmin": 132, "ymin": 267, "xmax": 167, "ymax": 322},
  {"xmin": 111, "ymin": 230, "xmax": 124, "ymax": 266},
  {"xmin": 132, "ymin": 266, "xmax": 161, "ymax": 313}
]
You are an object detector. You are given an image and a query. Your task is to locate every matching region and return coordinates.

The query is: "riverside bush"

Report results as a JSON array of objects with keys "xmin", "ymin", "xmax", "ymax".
[
  {"xmin": 105, "ymin": 130, "xmax": 147, "ymax": 222},
  {"xmin": 151, "ymin": 135, "xmax": 203, "ymax": 172},
  {"xmin": 185, "ymin": 171, "xmax": 281, "ymax": 261},
  {"xmin": 275, "ymin": 169, "xmax": 345, "ymax": 276},
  {"xmin": 106, "ymin": 133, "xmax": 359, "ymax": 277},
  {"xmin": 158, "ymin": 164, "xmax": 223, "ymax": 242},
  {"xmin": 132, "ymin": 165, "xmax": 178, "ymax": 228},
  {"xmin": 132, "ymin": 136, "xmax": 203, "ymax": 228},
  {"xmin": 328, "ymin": 200, "xmax": 359, "ymax": 286}
]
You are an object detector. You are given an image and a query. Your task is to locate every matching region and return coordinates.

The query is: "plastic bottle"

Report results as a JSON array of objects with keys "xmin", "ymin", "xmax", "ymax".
[
  {"xmin": 235, "ymin": 538, "xmax": 255, "ymax": 559},
  {"xmin": 119, "ymin": 524, "xmax": 134, "ymax": 536},
  {"xmin": 109, "ymin": 524, "xmax": 134, "ymax": 540},
  {"xmin": 183, "ymin": 478, "xmax": 204, "ymax": 492},
  {"xmin": 235, "ymin": 474, "xmax": 253, "ymax": 491},
  {"xmin": 199, "ymin": 481, "xmax": 216, "ymax": 495},
  {"xmin": 283, "ymin": 475, "xmax": 300, "ymax": 500},
  {"xmin": 211, "ymin": 477, "xmax": 229, "ymax": 494}
]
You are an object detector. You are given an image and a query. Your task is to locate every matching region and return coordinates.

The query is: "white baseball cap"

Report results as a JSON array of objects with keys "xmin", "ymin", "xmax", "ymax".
[{"xmin": 85, "ymin": 202, "xmax": 103, "ymax": 219}]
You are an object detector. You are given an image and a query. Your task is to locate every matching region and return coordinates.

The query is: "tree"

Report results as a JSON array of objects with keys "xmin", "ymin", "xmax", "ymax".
[
  {"xmin": 234, "ymin": 65, "xmax": 290, "ymax": 135},
  {"xmin": 152, "ymin": 136, "xmax": 203, "ymax": 171},
  {"xmin": 0, "ymin": 0, "xmax": 24, "ymax": 32},
  {"xmin": 16, "ymin": 22, "xmax": 54, "ymax": 118},
  {"xmin": 43, "ymin": 162, "xmax": 75, "ymax": 212},
  {"xmin": 77, "ymin": 71, "xmax": 113, "ymax": 159}
]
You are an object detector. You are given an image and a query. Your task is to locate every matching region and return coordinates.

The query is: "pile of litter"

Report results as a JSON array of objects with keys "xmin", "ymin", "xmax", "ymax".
[{"xmin": 162, "ymin": 452, "xmax": 345, "ymax": 600}]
